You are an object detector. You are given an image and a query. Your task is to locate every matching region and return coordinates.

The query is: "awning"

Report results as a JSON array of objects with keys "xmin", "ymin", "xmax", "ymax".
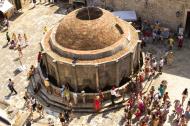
[
  {"xmin": 73, "ymin": 0, "xmax": 86, "ymax": 4},
  {"xmin": 112, "ymin": 11, "xmax": 137, "ymax": 21},
  {"xmin": 0, "ymin": 0, "xmax": 14, "ymax": 13}
]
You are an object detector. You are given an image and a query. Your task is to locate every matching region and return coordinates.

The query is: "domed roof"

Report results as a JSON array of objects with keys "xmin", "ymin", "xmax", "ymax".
[{"xmin": 55, "ymin": 7, "xmax": 124, "ymax": 51}]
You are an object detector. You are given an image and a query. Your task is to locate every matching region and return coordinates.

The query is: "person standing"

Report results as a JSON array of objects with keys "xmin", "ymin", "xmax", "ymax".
[
  {"xmin": 59, "ymin": 112, "xmax": 65, "ymax": 126},
  {"xmin": 31, "ymin": 97, "xmax": 37, "ymax": 111},
  {"xmin": 159, "ymin": 58, "xmax": 164, "ymax": 74},
  {"xmin": 98, "ymin": 89, "xmax": 104, "ymax": 104},
  {"xmin": 72, "ymin": 92, "xmax": 77, "ymax": 105},
  {"xmin": 149, "ymin": 86, "xmax": 155, "ymax": 103},
  {"xmin": 178, "ymin": 34, "xmax": 184, "ymax": 48},
  {"xmin": 37, "ymin": 51, "xmax": 42, "ymax": 63},
  {"xmin": 182, "ymin": 88, "xmax": 188, "ymax": 106},
  {"xmin": 110, "ymin": 86, "xmax": 120, "ymax": 105},
  {"xmin": 64, "ymin": 88, "xmax": 70, "ymax": 102},
  {"xmin": 178, "ymin": 114, "xmax": 187, "ymax": 126},
  {"xmin": 5, "ymin": 18, "xmax": 9, "ymax": 29},
  {"xmin": 60, "ymin": 84, "xmax": 65, "ymax": 101},
  {"xmin": 94, "ymin": 96, "xmax": 101, "ymax": 112},
  {"xmin": 110, "ymin": 86, "xmax": 116, "ymax": 105},
  {"xmin": 12, "ymin": 33, "xmax": 17, "ymax": 42},
  {"xmin": 17, "ymin": 44, "xmax": 23, "ymax": 58},
  {"xmin": 48, "ymin": 118, "xmax": 54, "ymax": 126},
  {"xmin": 158, "ymin": 84, "xmax": 164, "ymax": 97},
  {"xmin": 43, "ymin": 26, "xmax": 48, "ymax": 34},
  {"xmin": 23, "ymin": 33, "xmax": 28, "ymax": 46},
  {"xmin": 18, "ymin": 34, "xmax": 23, "ymax": 46},
  {"xmin": 7, "ymin": 79, "xmax": 17, "ymax": 95},
  {"xmin": 168, "ymin": 36, "xmax": 174, "ymax": 50},
  {"xmin": 9, "ymin": 40, "xmax": 16, "ymax": 49},
  {"xmin": 176, "ymin": 104, "xmax": 184, "ymax": 120},
  {"xmin": 152, "ymin": 114, "xmax": 159, "ymax": 126},
  {"xmin": 64, "ymin": 110, "xmax": 70, "ymax": 123},
  {"xmin": 173, "ymin": 99, "xmax": 180, "ymax": 114},
  {"xmin": 152, "ymin": 59, "xmax": 157, "ymax": 76},
  {"xmin": 126, "ymin": 109, "xmax": 132, "ymax": 125},
  {"xmin": 27, "ymin": 65, "xmax": 35, "ymax": 79},
  {"xmin": 33, "ymin": 0, "xmax": 36, "ymax": 7},
  {"xmin": 25, "ymin": 119, "xmax": 32, "ymax": 126},
  {"xmin": 81, "ymin": 90, "xmax": 86, "ymax": 104},
  {"xmin": 37, "ymin": 104, "xmax": 44, "ymax": 118},
  {"xmin": 44, "ymin": 78, "xmax": 52, "ymax": 94},
  {"xmin": 6, "ymin": 32, "xmax": 10, "ymax": 45},
  {"xmin": 166, "ymin": 51, "xmax": 174, "ymax": 65},
  {"xmin": 163, "ymin": 92, "xmax": 170, "ymax": 104}
]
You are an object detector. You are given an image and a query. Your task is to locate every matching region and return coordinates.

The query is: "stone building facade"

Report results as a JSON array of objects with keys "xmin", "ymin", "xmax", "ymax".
[{"xmin": 91, "ymin": 0, "xmax": 190, "ymax": 35}]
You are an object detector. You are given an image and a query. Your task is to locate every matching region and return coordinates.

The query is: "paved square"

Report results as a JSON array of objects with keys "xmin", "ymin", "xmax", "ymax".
[{"xmin": 0, "ymin": 4, "xmax": 190, "ymax": 126}]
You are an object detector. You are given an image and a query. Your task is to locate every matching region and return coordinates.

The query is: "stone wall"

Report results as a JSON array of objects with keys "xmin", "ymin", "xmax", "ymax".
[
  {"xmin": 93, "ymin": 0, "xmax": 190, "ymax": 30},
  {"xmin": 43, "ymin": 52, "xmax": 137, "ymax": 92}
]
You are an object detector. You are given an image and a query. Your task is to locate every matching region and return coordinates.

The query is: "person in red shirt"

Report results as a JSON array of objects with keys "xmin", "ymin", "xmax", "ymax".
[
  {"xmin": 37, "ymin": 51, "xmax": 42, "ymax": 63},
  {"xmin": 94, "ymin": 96, "xmax": 101, "ymax": 112},
  {"xmin": 135, "ymin": 108, "xmax": 141, "ymax": 121},
  {"xmin": 178, "ymin": 34, "xmax": 184, "ymax": 48}
]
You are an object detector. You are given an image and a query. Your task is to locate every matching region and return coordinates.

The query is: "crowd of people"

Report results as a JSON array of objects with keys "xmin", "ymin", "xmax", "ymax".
[
  {"xmin": 6, "ymin": 32, "xmax": 29, "ymax": 59},
  {"xmin": 6, "ymin": 32, "xmax": 28, "ymax": 48},
  {"xmin": 137, "ymin": 18, "xmax": 184, "ymax": 51},
  {"xmin": 23, "ymin": 92, "xmax": 45, "ymax": 126},
  {"xmin": 124, "ymin": 84, "xmax": 190, "ymax": 126},
  {"xmin": 120, "ymin": 43, "xmax": 189, "ymax": 125},
  {"xmin": 23, "ymin": 90, "xmax": 73, "ymax": 126}
]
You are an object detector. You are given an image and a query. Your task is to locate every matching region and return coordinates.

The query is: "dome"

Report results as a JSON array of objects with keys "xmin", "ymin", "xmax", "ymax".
[{"xmin": 55, "ymin": 7, "xmax": 124, "ymax": 51}]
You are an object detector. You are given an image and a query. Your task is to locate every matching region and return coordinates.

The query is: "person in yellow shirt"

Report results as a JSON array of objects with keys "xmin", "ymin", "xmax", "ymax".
[
  {"xmin": 44, "ymin": 78, "xmax": 52, "ymax": 94},
  {"xmin": 12, "ymin": 33, "xmax": 17, "ymax": 42},
  {"xmin": 168, "ymin": 37, "xmax": 174, "ymax": 50},
  {"xmin": 64, "ymin": 88, "xmax": 70, "ymax": 102},
  {"xmin": 43, "ymin": 26, "xmax": 48, "ymax": 34}
]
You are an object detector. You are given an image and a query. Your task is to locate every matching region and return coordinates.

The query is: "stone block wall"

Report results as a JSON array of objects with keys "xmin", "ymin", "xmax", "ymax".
[{"xmin": 93, "ymin": 0, "xmax": 190, "ymax": 30}]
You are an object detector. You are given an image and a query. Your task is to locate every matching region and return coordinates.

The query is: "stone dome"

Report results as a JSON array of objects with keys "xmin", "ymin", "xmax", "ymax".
[{"xmin": 55, "ymin": 7, "xmax": 124, "ymax": 51}]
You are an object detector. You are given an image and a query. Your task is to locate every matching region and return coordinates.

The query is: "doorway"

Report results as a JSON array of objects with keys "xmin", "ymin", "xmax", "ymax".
[{"xmin": 185, "ymin": 12, "xmax": 190, "ymax": 38}]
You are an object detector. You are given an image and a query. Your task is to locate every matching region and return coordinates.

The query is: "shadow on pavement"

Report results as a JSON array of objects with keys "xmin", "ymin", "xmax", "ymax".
[
  {"xmin": 13, "ymin": 68, "xmax": 22, "ymax": 76},
  {"xmin": 13, "ymin": 57, "xmax": 20, "ymax": 62},
  {"xmin": 2, "ymin": 44, "xmax": 8, "ymax": 48},
  {"xmin": 32, "ymin": 116, "xmax": 43, "ymax": 122},
  {"xmin": 4, "ymin": 92, "xmax": 12, "ymax": 100},
  {"xmin": 9, "ymin": 12, "xmax": 24, "ymax": 21},
  {"xmin": 87, "ymin": 114, "xmax": 96, "ymax": 123},
  {"xmin": 118, "ymin": 116, "xmax": 125, "ymax": 126}
]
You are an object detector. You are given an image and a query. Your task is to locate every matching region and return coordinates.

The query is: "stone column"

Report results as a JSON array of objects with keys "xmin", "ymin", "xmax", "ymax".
[
  {"xmin": 115, "ymin": 59, "xmax": 120, "ymax": 87},
  {"xmin": 53, "ymin": 60, "xmax": 60, "ymax": 86},
  {"xmin": 137, "ymin": 40, "xmax": 142, "ymax": 70},
  {"xmin": 42, "ymin": 52, "xmax": 49, "ymax": 76},
  {"xmin": 130, "ymin": 52, "xmax": 134, "ymax": 75},
  {"xmin": 72, "ymin": 64, "xmax": 78, "ymax": 92},
  {"xmin": 95, "ymin": 64, "xmax": 100, "ymax": 91}
]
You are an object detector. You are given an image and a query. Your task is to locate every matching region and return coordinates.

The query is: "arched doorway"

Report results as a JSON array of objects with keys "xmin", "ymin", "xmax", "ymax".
[
  {"xmin": 185, "ymin": 12, "xmax": 190, "ymax": 38},
  {"xmin": 73, "ymin": 0, "xmax": 87, "ymax": 9},
  {"xmin": 0, "ymin": 11, "xmax": 5, "ymax": 21}
]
